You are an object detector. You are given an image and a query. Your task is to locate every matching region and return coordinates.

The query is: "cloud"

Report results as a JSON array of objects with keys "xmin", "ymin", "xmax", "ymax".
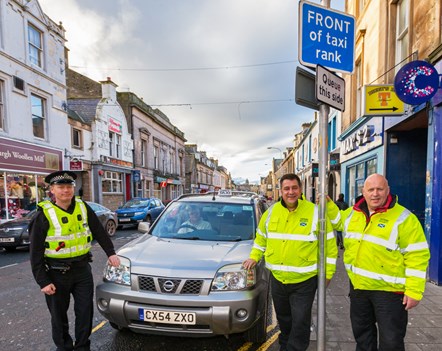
[{"xmin": 39, "ymin": 0, "xmax": 330, "ymax": 182}]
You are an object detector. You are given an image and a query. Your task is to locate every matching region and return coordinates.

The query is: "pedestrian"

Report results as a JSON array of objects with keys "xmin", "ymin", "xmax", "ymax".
[
  {"xmin": 328, "ymin": 173, "xmax": 430, "ymax": 351},
  {"xmin": 29, "ymin": 170, "xmax": 120, "ymax": 351},
  {"xmin": 334, "ymin": 193, "xmax": 348, "ymax": 249},
  {"xmin": 243, "ymin": 173, "xmax": 338, "ymax": 351}
]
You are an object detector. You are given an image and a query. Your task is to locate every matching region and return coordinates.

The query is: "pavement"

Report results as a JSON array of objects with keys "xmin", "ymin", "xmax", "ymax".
[{"xmin": 306, "ymin": 248, "xmax": 442, "ymax": 351}]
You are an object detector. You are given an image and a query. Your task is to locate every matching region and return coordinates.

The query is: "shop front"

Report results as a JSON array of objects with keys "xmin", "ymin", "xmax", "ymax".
[
  {"xmin": 0, "ymin": 137, "xmax": 62, "ymax": 221},
  {"xmin": 339, "ymin": 117, "xmax": 384, "ymax": 205}
]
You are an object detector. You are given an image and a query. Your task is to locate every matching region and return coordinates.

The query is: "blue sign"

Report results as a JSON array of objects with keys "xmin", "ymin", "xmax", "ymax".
[
  {"xmin": 132, "ymin": 170, "xmax": 141, "ymax": 182},
  {"xmin": 394, "ymin": 60, "xmax": 440, "ymax": 105},
  {"xmin": 299, "ymin": 1, "xmax": 355, "ymax": 74}
]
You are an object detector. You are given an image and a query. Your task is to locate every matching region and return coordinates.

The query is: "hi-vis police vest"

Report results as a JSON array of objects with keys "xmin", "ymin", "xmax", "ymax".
[{"xmin": 39, "ymin": 198, "xmax": 93, "ymax": 259}]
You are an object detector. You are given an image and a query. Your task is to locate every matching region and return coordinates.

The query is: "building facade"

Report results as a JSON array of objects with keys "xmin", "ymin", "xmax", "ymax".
[{"xmin": 0, "ymin": 0, "xmax": 68, "ymax": 220}]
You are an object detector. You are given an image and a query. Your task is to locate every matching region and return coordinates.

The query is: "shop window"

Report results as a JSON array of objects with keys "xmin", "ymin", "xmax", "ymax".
[
  {"xmin": 31, "ymin": 94, "xmax": 46, "ymax": 139},
  {"xmin": 28, "ymin": 24, "xmax": 43, "ymax": 67},
  {"xmin": 102, "ymin": 171, "xmax": 122, "ymax": 193},
  {"xmin": 346, "ymin": 158, "xmax": 378, "ymax": 205}
]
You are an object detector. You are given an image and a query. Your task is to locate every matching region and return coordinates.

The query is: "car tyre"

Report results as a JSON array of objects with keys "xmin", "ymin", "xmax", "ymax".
[
  {"xmin": 144, "ymin": 215, "xmax": 152, "ymax": 225},
  {"xmin": 105, "ymin": 219, "xmax": 117, "ymax": 237},
  {"xmin": 244, "ymin": 290, "xmax": 269, "ymax": 344}
]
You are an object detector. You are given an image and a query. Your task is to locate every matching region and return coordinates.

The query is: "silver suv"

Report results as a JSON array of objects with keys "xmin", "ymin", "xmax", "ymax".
[{"xmin": 96, "ymin": 190, "xmax": 269, "ymax": 343}]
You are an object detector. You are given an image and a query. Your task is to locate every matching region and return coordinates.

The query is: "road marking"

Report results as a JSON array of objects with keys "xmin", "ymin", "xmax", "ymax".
[
  {"xmin": 256, "ymin": 331, "xmax": 280, "ymax": 351},
  {"xmin": 92, "ymin": 320, "xmax": 107, "ymax": 333},
  {"xmin": 0, "ymin": 263, "xmax": 18, "ymax": 270},
  {"xmin": 236, "ymin": 342, "xmax": 253, "ymax": 351}
]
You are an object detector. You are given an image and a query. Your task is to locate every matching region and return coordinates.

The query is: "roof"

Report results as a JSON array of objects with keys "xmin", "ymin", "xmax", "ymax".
[{"xmin": 67, "ymin": 99, "xmax": 100, "ymax": 125}]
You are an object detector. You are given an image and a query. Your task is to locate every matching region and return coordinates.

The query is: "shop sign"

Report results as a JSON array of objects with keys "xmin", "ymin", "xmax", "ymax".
[
  {"xmin": 132, "ymin": 170, "xmax": 140, "ymax": 182},
  {"xmin": 394, "ymin": 60, "xmax": 440, "ymax": 105},
  {"xmin": 329, "ymin": 153, "xmax": 340, "ymax": 170},
  {"xmin": 364, "ymin": 85, "xmax": 405, "ymax": 116},
  {"xmin": 312, "ymin": 163, "xmax": 319, "ymax": 177},
  {"xmin": 340, "ymin": 118, "xmax": 383, "ymax": 164},
  {"xmin": 108, "ymin": 118, "xmax": 122, "ymax": 134},
  {"xmin": 0, "ymin": 137, "xmax": 62, "ymax": 173},
  {"xmin": 69, "ymin": 159, "xmax": 83, "ymax": 171}
]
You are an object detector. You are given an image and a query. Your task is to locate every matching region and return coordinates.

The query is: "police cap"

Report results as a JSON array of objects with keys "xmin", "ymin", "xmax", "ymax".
[{"xmin": 45, "ymin": 170, "xmax": 77, "ymax": 185}]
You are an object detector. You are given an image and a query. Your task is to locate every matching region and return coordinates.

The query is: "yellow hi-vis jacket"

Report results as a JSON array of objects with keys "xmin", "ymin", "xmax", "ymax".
[
  {"xmin": 327, "ymin": 194, "xmax": 430, "ymax": 300},
  {"xmin": 38, "ymin": 198, "xmax": 93, "ymax": 259},
  {"xmin": 249, "ymin": 199, "xmax": 338, "ymax": 284}
]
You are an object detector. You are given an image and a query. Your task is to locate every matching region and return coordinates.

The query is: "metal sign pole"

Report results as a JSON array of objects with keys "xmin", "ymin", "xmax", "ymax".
[{"xmin": 317, "ymin": 103, "xmax": 329, "ymax": 351}]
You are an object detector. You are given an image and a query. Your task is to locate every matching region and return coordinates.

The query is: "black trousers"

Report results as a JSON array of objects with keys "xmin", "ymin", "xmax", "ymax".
[
  {"xmin": 270, "ymin": 274, "xmax": 317, "ymax": 351},
  {"xmin": 349, "ymin": 284, "xmax": 408, "ymax": 351},
  {"xmin": 45, "ymin": 263, "xmax": 94, "ymax": 351}
]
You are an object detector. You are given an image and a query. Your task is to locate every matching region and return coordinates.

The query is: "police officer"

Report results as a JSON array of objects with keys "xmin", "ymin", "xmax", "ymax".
[
  {"xmin": 30, "ymin": 171, "xmax": 120, "ymax": 351},
  {"xmin": 243, "ymin": 173, "xmax": 338, "ymax": 351},
  {"xmin": 328, "ymin": 173, "xmax": 430, "ymax": 351}
]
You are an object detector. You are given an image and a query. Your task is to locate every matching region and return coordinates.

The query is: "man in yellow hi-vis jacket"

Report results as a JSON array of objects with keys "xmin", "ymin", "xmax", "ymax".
[
  {"xmin": 327, "ymin": 173, "xmax": 430, "ymax": 351},
  {"xmin": 243, "ymin": 173, "xmax": 338, "ymax": 351}
]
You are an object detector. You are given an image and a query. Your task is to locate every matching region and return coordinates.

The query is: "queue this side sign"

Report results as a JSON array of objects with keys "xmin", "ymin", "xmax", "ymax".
[{"xmin": 299, "ymin": 1, "xmax": 355, "ymax": 74}]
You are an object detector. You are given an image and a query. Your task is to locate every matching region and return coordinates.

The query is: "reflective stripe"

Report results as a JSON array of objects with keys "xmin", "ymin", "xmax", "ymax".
[
  {"xmin": 388, "ymin": 209, "xmax": 410, "ymax": 246},
  {"xmin": 326, "ymin": 231, "xmax": 335, "ymax": 240},
  {"xmin": 266, "ymin": 262, "xmax": 317, "ymax": 273},
  {"xmin": 405, "ymin": 268, "xmax": 426, "ymax": 279},
  {"xmin": 45, "ymin": 242, "xmax": 91, "ymax": 256},
  {"xmin": 330, "ymin": 211, "xmax": 341, "ymax": 225},
  {"xmin": 268, "ymin": 232, "xmax": 317, "ymax": 242},
  {"xmin": 402, "ymin": 241, "xmax": 429, "ymax": 253},
  {"xmin": 345, "ymin": 232, "xmax": 362, "ymax": 240},
  {"xmin": 256, "ymin": 228, "xmax": 265, "ymax": 238},
  {"xmin": 45, "ymin": 234, "xmax": 76, "ymax": 242},
  {"xmin": 345, "ymin": 263, "xmax": 406, "ymax": 285},
  {"xmin": 311, "ymin": 206, "xmax": 318, "ymax": 233},
  {"xmin": 46, "ymin": 207, "xmax": 62, "ymax": 237},
  {"xmin": 326, "ymin": 257, "xmax": 337, "ymax": 265},
  {"xmin": 264, "ymin": 205, "xmax": 275, "ymax": 238},
  {"xmin": 253, "ymin": 243, "xmax": 266, "ymax": 252},
  {"xmin": 361, "ymin": 234, "xmax": 399, "ymax": 251}
]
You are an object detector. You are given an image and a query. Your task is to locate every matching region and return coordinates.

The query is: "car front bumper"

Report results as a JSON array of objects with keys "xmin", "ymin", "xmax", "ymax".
[{"xmin": 96, "ymin": 277, "xmax": 268, "ymax": 337}]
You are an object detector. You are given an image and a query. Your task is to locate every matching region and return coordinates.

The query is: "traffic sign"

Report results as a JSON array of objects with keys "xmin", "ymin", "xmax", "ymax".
[
  {"xmin": 299, "ymin": 1, "xmax": 355, "ymax": 74},
  {"xmin": 316, "ymin": 65, "xmax": 345, "ymax": 111},
  {"xmin": 363, "ymin": 85, "xmax": 405, "ymax": 116}
]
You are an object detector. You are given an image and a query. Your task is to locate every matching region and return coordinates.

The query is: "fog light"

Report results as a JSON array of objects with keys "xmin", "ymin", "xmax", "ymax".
[
  {"xmin": 98, "ymin": 298, "xmax": 109, "ymax": 310},
  {"xmin": 236, "ymin": 309, "xmax": 248, "ymax": 319}
]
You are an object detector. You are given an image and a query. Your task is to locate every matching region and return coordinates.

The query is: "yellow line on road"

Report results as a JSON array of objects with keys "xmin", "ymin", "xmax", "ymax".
[
  {"xmin": 256, "ymin": 331, "xmax": 280, "ymax": 351},
  {"xmin": 92, "ymin": 320, "xmax": 107, "ymax": 333},
  {"xmin": 236, "ymin": 342, "xmax": 253, "ymax": 351}
]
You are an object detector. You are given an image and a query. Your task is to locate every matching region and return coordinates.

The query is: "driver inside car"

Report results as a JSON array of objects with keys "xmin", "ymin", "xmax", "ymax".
[{"xmin": 178, "ymin": 205, "xmax": 212, "ymax": 233}]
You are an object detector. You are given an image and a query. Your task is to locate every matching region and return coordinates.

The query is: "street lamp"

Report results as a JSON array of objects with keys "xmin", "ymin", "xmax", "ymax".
[{"xmin": 267, "ymin": 146, "xmax": 283, "ymax": 159}]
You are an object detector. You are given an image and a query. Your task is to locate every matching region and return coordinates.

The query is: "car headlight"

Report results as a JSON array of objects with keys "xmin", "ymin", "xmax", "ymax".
[
  {"xmin": 103, "ymin": 256, "xmax": 131, "ymax": 286},
  {"xmin": 134, "ymin": 211, "xmax": 145, "ymax": 216},
  {"xmin": 211, "ymin": 264, "xmax": 256, "ymax": 291}
]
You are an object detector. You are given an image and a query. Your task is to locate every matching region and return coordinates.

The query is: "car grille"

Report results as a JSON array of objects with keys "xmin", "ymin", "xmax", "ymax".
[
  {"xmin": 138, "ymin": 276, "xmax": 203, "ymax": 295},
  {"xmin": 118, "ymin": 213, "xmax": 134, "ymax": 218}
]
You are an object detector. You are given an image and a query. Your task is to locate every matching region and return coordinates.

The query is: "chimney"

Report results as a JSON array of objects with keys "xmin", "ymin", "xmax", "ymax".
[{"xmin": 100, "ymin": 77, "xmax": 118, "ymax": 101}]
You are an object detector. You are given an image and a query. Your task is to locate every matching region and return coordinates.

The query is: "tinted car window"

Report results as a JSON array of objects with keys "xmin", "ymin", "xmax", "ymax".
[{"xmin": 151, "ymin": 202, "xmax": 255, "ymax": 241}]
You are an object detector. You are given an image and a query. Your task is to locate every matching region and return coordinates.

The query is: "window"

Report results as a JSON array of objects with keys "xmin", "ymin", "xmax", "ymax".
[
  {"xmin": 346, "ymin": 158, "xmax": 377, "ymax": 205},
  {"xmin": 154, "ymin": 145, "xmax": 159, "ymax": 169},
  {"xmin": 31, "ymin": 94, "xmax": 45, "ymax": 139},
  {"xmin": 141, "ymin": 139, "xmax": 147, "ymax": 167},
  {"xmin": 0, "ymin": 80, "xmax": 4, "ymax": 130},
  {"xmin": 328, "ymin": 115, "xmax": 337, "ymax": 151},
  {"xmin": 109, "ymin": 132, "xmax": 114, "ymax": 156},
  {"xmin": 102, "ymin": 171, "xmax": 122, "ymax": 193},
  {"xmin": 308, "ymin": 135, "xmax": 312, "ymax": 161},
  {"xmin": 108, "ymin": 131, "xmax": 121, "ymax": 157},
  {"xmin": 115, "ymin": 134, "xmax": 121, "ymax": 158},
  {"xmin": 13, "ymin": 76, "xmax": 25, "ymax": 91},
  {"xmin": 28, "ymin": 24, "xmax": 43, "ymax": 67},
  {"xmin": 395, "ymin": 0, "xmax": 409, "ymax": 70},
  {"xmin": 72, "ymin": 128, "xmax": 82, "ymax": 148}
]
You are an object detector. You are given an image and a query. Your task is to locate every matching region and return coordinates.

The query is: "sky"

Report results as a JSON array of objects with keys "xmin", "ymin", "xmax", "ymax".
[{"xmin": 38, "ymin": 0, "xmax": 345, "ymax": 183}]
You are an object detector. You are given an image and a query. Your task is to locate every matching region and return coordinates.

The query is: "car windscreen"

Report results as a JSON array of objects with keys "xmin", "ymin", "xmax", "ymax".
[
  {"xmin": 123, "ymin": 199, "xmax": 149, "ymax": 208},
  {"xmin": 150, "ymin": 201, "xmax": 255, "ymax": 241}
]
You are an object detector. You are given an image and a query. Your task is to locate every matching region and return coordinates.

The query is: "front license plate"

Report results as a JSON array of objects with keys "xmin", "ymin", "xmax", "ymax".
[
  {"xmin": 119, "ymin": 218, "xmax": 131, "ymax": 222},
  {"xmin": 0, "ymin": 237, "xmax": 14, "ymax": 243},
  {"xmin": 138, "ymin": 308, "xmax": 196, "ymax": 325}
]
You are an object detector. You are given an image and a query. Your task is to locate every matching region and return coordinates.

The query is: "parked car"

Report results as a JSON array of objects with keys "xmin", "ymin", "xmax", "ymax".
[
  {"xmin": 86, "ymin": 201, "xmax": 118, "ymax": 237},
  {"xmin": 0, "ymin": 201, "xmax": 117, "ymax": 252},
  {"xmin": 96, "ymin": 190, "xmax": 270, "ymax": 343},
  {"xmin": 115, "ymin": 197, "xmax": 165, "ymax": 228}
]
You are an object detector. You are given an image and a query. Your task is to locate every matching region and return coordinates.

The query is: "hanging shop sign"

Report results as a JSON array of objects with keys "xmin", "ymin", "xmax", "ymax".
[
  {"xmin": 364, "ymin": 85, "xmax": 405, "ymax": 116},
  {"xmin": 394, "ymin": 60, "xmax": 440, "ymax": 105}
]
